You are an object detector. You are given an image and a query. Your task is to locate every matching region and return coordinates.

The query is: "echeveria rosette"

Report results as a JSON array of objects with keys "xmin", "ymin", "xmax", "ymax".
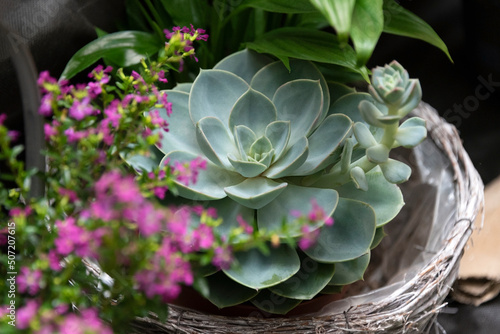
[{"xmin": 140, "ymin": 50, "xmax": 421, "ymax": 314}]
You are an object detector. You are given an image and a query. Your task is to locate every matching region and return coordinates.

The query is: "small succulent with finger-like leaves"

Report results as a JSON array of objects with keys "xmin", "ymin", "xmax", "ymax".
[{"xmin": 130, "ymin": 49, "xmax": 427, "ymax": 314}]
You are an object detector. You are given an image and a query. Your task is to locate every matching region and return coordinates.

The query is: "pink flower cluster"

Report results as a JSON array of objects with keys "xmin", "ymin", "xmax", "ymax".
[
  {"xmin": 172, "ymin": 157, "xmax": 207, "ymax": 186},
  {"xmin": 54, "ymin": 217, "xmax": 106, "ymax": 259},
  {"xmin": 292, "ymin": 199, "xmax": 334, "ymax": 250}
]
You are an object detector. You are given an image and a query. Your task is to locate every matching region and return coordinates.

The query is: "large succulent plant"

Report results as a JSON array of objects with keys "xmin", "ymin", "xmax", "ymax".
[{"xmin": 133, "ymin": 50, "xmax": 426, "ymax": 314}]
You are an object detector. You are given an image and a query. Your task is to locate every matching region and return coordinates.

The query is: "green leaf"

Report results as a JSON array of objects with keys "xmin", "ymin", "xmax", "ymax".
[
  {"xmin": 196, "ymin": 116, "xmax": 239, "ymax": 169},
  {"xmin": 251, "ymin": 289, "xmax": 302, "ymax": 315},
  {"xmin": 229, "ymin": 89, "xmax": 277, "ymax": 136},
  {"xmin": 154, "ymin": 91, "xmax": 203, "ymax": 156},
  {"xmin": 350, "ymin": 0, "xmax": 383, "ymax": 65},
  {"xmin": 328, "ymin": 92, "xmax": 375, "ymax": 123},
  {"xmin": 350, "ymin": 166, "xmax": 367, "ymax": 191},
  {"xmin": 243, "ymin": 0, "xmax": 317, "ymax": 13},
  {"xmin": 379, "ymin": 158, "xmax": 412, "ymax": 184},
  {"xmin": 309, "ymin": 0, "xmax": 356, "ymax": 45},
  {"xmin": 320, "ymin": 284, "xmax": 343, "ymax": 294},
  {"xmin": 160, "ymin": 0, "xmax": 210, "ymax": 27},
  {"xmin": 394, "ymin": 117, "xmax": 427, "ymax": 148},
  {"xmin": 269, "ymin": 254, "xmax": 335, "ymax": 300},
  {"xmin": 382, "ymin": 0, "xmax": 452, "ymax": 62},
  {"xmin": 303, "ymin": 198, "xmax": 375, "ymax": 262},
  {"xmin": 272, "ymin": 79, "xmax": 324, "ymax": 145},
  {"xmin": 224, "ymin": 177, "xmax": 288, "ymax": 209},
  {"xmin": 60, "ymin": 31, "xmax": 161, "ymax": 80},
  {"xmin": 190, "ymin": 69, "xmax": 249, "ymax": 127},
  {"xmin": 203, "ymin": 271, "xmax": 259, "ymax": 308},
  {"xmin": 366, "ymin": 143, "xmax": 390, "ymax": 164},
  {"xmin": 214, "ymin": 49, "xmax": 274, "ymax": 84},
  {"xmin": 209, "ymin": 197, "xmax": 255, "ymax": 243},
  {"xmin": 223, "ymin": 244, "xmax": 300, "ymax": 289},
  {"xmin": 164, "ymin": 151, "xmax": 244, "ymax": 200},
  {"xmin": 228, "ymin": 156, "xmax": 268, "ymax": 178},
  {"xmin": 263, "ymin": 136, "xmax": 309, "ymax": 179},
  {"xmin": 370, "ymin": 226, "xmax": 386, "ymax": 249},
  {"xmin": 265, "ymin": 121, "xmax": 291, "ymax": 161},
  {"xmin": 291, "ymin": 114, "xmax": 352, "ymax": 175},
  {"xmin": 257, "ymin": 184, "xmax": 338, "ymax": 236},
  {"xmin": 246, "ymin": 28, "xmax": 367, "ymax": 78},
  {"xmin": 328, "ymin": 252, "xmax": 370, "ymax": 285},
  {"xmin": 327, "ymin": 82, "xmax": 356, "ymax": 104},
  {"xmin": 336, "ymin": 170, "xmax": 404, "ymax": 227},
  {"xmin": 353, "ymin": 122, "xmax": 377, "ymax": 148}
]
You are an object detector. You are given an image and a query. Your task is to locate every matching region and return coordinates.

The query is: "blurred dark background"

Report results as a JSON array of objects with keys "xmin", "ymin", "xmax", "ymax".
[{"xmin": 1, "ymin": 0, "xmax": 499, "ymax": 332}]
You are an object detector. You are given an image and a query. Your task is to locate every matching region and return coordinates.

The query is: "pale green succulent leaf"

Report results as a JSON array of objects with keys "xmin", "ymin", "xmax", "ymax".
[
  {"xmin": 213, "ymin": 48, "xmax": 274, "ymax": 84},
  {"xmin": 370, "ymin": 226, "xmax": 386, "ymax": 249},
  {"xmin": 189, "ymin": 69, "xmax": 249, "ymax": 126},
  {"xmin": 291, "ymin": 114, "xmax": 352, "ymax": 175},
  {"xmin": 203, "ymin": 271, "xmax": 259, "ymax": 308},
  {"xmin": 328, "ymin": 92, "xmax": 375, "ymax": 123},
  {"xmin": 124, "ymin": 145, "xmax": 163, "ymax": 173},
  {"xmin": 228, "ymin": 155, "xmax": 268, "ymax": 178},
  {"xmin": 155, "ymin": 91, "xmax": 202, "ymax": 156},
  {"xmin": 250, "ymin": 289, "xmax": 302, "ymax": 315},
  {"xmin": 327, "ymin": 82, "xmax": 356, "ymax": 104},
  {"xmin": 358, "ymin": 100, "xmax": 385, "ymax": 127},
  {"xmin": 328, "ymin": 252, "xmax": 370, "ymax": 285},
  {"xmin": 258, "ymin": 149, "xmax": 274, "ymax": 168},
  {"xmin": 353, "ymin": 122, "xmax": 377, "ymax": 148},
  {"xmin": 350, "ymin": 166, "xmax": 368, "ymax": 191},
  {"xmin": 337, "ymin": 170, "xmax": 404, "ymax": 227},
  {"xmin": 229, "ymin": 88, "xmax": 277, "ymax": 137},
  {"xmin": 272, "ymin": 79, "xmax": 324, "ymax": 146},
  {"xmin": 265, "ymin": 121, "xmax": 291, "ymax": 161},
  {"xmin": 234, "ymin": 125, "xmax": 257, "ymax": 160},
  {"xmin": 377, "ymin": 115, "xmax": 401, "ymax": 125},
  {"xmin": 380, "ymin": 158, "xmax": 412, "ymax": 184},
  {"xmin": 263, "ymin": 136, "xmax": 309, "ymax": 179},
  {"xmin": 196, "ymin": 116, "xmax": 239, "ymax": 169},
  {"xmin": 172, "ymin": 82, "xmax": 192, "ymax": 93},
  {"xmin": 309, "ymin": 0, "xmax": 356, "ymax": 45},
  {"xmin": 340, "ymin": 138, "xmax": 354, "ymax": 174},
  {"xmin": 223, "ymin": 244, "xmax": 300, "ymax": 289},
  {"xmin": 303, "ymin": 198, "xmax": 375, "ymax": 262},
  {"xmin": 224, "ymin": 177, "xmax": 288, "ymax": 209},
  {"xmin": 249, "ymin": 136, "xmax": 273, "ymax": 158},
  {"xmin": 257, "ymin": 184, "xmax": 338, "ymax": 237},
  {"xmin": 209, "ymin": 197, "xmax": 255, "ymax": 243},
  {"xmin": 366, "ymin": 143, "xmax": 389, "ymax": 164},
  {"xmin": 395, "ymin": 117, "xmax": 427, "ymax": 148},
  {"xmin": 398, "ymin": 80, "xmax": 423, "ymax": 116},
  {"xmin": 269, "ymin": 255, "xmax": 335, "ymax": 300},
  {"xmin": 251, "ymin": 59, "xmax": 331, "ymax": 122},
  {"xmin": 164, "ymin": 151, "xmax": 244, "ymax": 200},
  {"xmin": 350, "ymin": 0, "xmax": 384, "ymax": 65}
]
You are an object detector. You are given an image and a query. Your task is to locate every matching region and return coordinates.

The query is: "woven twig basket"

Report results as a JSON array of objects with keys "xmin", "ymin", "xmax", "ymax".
[{"xmin": 131, "ymin": 102, "xmax": 484, "ymax": 334}]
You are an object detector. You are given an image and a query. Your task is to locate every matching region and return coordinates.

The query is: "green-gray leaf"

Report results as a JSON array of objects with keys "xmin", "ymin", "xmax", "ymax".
[
  {"xmin": 382, "ymin": 0, "xmax": 452, "ymax": 62},
  {"xmin": 60, "ymin": 31, "xmax": 161, "ymax": 80},
  {"xmin": 309, "ymin": 0, "xmax": 356, "ymax": 45},
  {"xmin": 224, "ymin": 177, "xmax": 288, "ymax": 209},
  {"xmin": 328, "ymin": 252, "xmax": 370, "ymax": 285},
  {"xmin": 379, "ymin": 158, "xmax": 412, "ymax": 184},
  {"xmin": 394, "ymin": 117, "xmax": 427, "ymax": 148},
  {"xmin": 350, "ymin": 0, "xmax": 383, "ymax": 65},
  {"xmin": 214, "ymin": 49, "xmax": 274, "ymax": 84},
  {"xmin": 303, "ymin": 198, "xmax": 375, "ymax": 262},
  {"xmin": 224, "ymin": 245, "xmax": 300, "ymax": 289},
  {"xmin": 244, "ymin": 0, "xmax": 317, "ymax": 13},
  {"xmin": 251, "ymin": 289, "xmax": 302, "ymax": 315},
  {"xmin": 203, "ymin": 271, "xmax": 259, "ymax": 308}
]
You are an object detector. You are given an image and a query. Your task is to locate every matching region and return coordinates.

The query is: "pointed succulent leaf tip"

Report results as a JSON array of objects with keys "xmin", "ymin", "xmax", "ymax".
[
  {"xmin": 398, "ymin": 79, "xmax": 422, "ymax": 117},
  {"xmin": 353, "ymin": 122, "xmax": 377, "ymax": 148},
  {"xmin": 380, "ymin": 158, "xmax": 412, "ymax": 184},
  {"xmin": 213, "ymin": 49, "xmax": 274, "ymax": 84},
  {"xmin": 265, "ymin": 121, "xmax": 290, "ymax": 161},
  {"xmin": 290, "ymin": 114, "xmax": 352, "ymax": 176},
  {"xmin": 163, "ymin": 151, "xmax": 244, "ymax": 200},
  {"xmin": 248, "ymin": 136, "xmax": 273, "ymax": 161},
  {"xmin": 394, "ymin": 117, "xmax": 427, "ymax": 148},
  {"xmin": 229, "ymin": 88, "xmax": 277, "ymax": 137},
  {"xmin": 189, "ymin": 69, "xmax": 249, "ymax": 127},
  {"xmin": 250, "ymin": 59, "xmax": 330, "ymax": 123},
  {"xmin": 263, "ymin": 136, "xmax": 309, "ymax": 179},
  {"xmin": 233, "ymin": 125, "xmax": 257, "ymax": 160},
  {"xmin": 224, "ymin": 177, "xmax": 288, "ymax": 209},
  {"xmin": 358, "ymin": 100, "xmax": 385, "ymax": 127},
  {"xmin": 257, "ymin": 185, "xmax": 338, "ymax": 237},
  {"xmin": 350, "ymin": 166, "xmax": 368, "ymax": 191},
  {"xmin": 272, "ymin": 79, "xmax": 323, "ymax": 147},
  {"xmin": 328, "ymin": 252, "xmax": 371, "ymax": 286},
  {"xmin": 196, "ymin": 116, "xmax": 238, "ymax": 169}
]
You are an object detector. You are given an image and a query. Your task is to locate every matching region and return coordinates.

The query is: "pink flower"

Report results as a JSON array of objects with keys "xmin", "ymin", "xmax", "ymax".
[
  {"xmin": 64, "ymin": 127, "xmax": 87, "ymax": 143},
  {"xmin": 48, "ymin": 250, "xmax": 62, "ymax": 271},
  {"xmin": 44, "ymin": 123, "xmax": 58, "ymax": 140},
  {"xmin": 87, "ymin": 81, "xmax": 102, "ymax": 98},
  {"xmin": 58, "ymin": 188, "xmax": 78, "ymax": 202},
  {"xmin": 193, "ymin": 224, "xmax": 215, "ymax": 249},
  {"xmin": 298, "ymin": 225, "xmax": 321, "ymax": 250},
  {"xmin": 173, "ymin": 157, "xmax": 206, "ymax": 186},
  {"xmin": 17, "ymin": 299, "xmax": 39, "ymax": 329},
  {"xmin": 59, "ymin": 308, "xmax": 112, "ymax": 334},
  {"xmin": 212, "ymin": 246, "xmax": 233, "ymax": 270},
  {"xmin": 39, "ymin": 94, "xmax": 53, "ymax": 116},
  {"xmin": 17, "ymin": 267, "xmax": 42, "ymax": 295},
  {"xmin": 69, "ymin": 97, "xmax": 94, "ymax": 120},
  {"xmin": 237, "ymin": 215, "xmax": 254, "ymax": 234},
  {"xmin": 308, "ymin": 199, "xmax": 334, "ymax": 226},
  {"xmin": 0, "ymin": 113, "xmax": 6, "ymax": 125},
  {"xmin": 54, "ymin": 217, "xmax": 105, "ymax": 258}
]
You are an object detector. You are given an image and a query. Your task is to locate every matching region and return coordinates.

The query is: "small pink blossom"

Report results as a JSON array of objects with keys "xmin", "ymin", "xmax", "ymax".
[
  {"xmin": 69, "ymin": 97, "xmax": 94, "ymax": 120},
  {"xmin": 237, "ymin": 215, "xmax": 253, "ymax": 234},
  {"xmin": 59, "ymin": 308, "xmax": 112, "ymax": 334},
  {"xmin": 48, "ymin": 250, "xmax": 62, "ymax": 271},
  {"xmin": 39, "ymin": 94, "xmax": 53, "ymax": 116},
  {"xmin": 212, "ymin": 246, "xmax": 233, "ymax": 270},
  {"xmin": 17, "ymin": 267, "xmax": 42, "ymax": 295},
  {"xmin": 64, "ymin": 127, "xmax": 87, "ymax": 143},
  {"xmin": 44, "ymin": 123, "xmax": 58, "ymax": 140},
  {"xmin": 173, "ymin": 157, "xmax": 206, "ymax": 186},
  {"xmin": 17, "ymin": 299, "xmax": 39, "ymax": 329},
  {"xmin": 298, "ymin": 225, "xmax": 321, "ymax": 250}
]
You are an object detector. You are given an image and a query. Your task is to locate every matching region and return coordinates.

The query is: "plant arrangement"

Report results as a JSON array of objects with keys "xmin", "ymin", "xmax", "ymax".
[{"xmin": 1, "ymin": 0, "xmax": 451, "ymax": 333}]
